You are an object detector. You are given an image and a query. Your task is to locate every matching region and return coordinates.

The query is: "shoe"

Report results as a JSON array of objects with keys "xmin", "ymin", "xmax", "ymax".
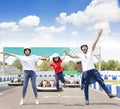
[
  {"xmin": 19, "ymin": 99, "xmax": 24, "ymax": 105},
  {"xmin": 85, "ymin": 100, "xmax": 89, "ymax": 105},
  {"xmin": 35, "ymin": 99, "xmax": 39, "ymax": 105},
  {"xmin": 109, "ymin": 94, "xmax": 116, "ymax": 98}
]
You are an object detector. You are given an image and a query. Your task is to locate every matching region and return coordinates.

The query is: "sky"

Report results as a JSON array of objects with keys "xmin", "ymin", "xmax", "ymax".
[{"xmin": 0, "ymin": 0, "xmax": 120, "ymax": 62}]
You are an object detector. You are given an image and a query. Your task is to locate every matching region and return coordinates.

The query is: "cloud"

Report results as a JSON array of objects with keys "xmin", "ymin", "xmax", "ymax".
[
  {"xmin": 70, "ymin": 31, "xmax": 79, "ymax": 36},
  {"xmin": 56, "ymin": 0, "xmax": 120, "ymax": 33},
  {"xmin": 18, "ymin": 15, "xmax": 40, "ymax": 27},
  {"xmin": 35, "ymin": 26, "xmax": 66, "ymax": 33},
  {"xmin": 0, "ymin": 22, "xmax": 16, "ymax": 30},
  {"xmin": 87, "ymin": 21, "xmax": 110, "ymax": 35}
]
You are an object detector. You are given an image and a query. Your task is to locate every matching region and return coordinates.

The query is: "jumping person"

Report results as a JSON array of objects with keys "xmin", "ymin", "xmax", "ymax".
[
  {"xmin": 49, "ymin": 53, "xmax": 66, "ymax": 96},
  {"xmin": 64, "ymin": 29, "xmax": 116, "ymax": 105},
  {"xmin": 0, "ymin": 47, "xmax": 47, "ymax": 105}
]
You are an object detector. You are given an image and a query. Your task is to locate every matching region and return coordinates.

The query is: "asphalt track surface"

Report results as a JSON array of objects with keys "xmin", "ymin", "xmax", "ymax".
[{"xmin": 0, "ymin": 81, "xmax": 120, "ymax": 109}]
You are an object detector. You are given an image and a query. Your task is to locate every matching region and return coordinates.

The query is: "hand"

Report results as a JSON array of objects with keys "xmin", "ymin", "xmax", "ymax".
[
  {"xmin": 98, "ymin": 29, "xmax": 102, "ymax": 36},
  {"xmin": 0, "ymin": 52, "xmax": 4, "ymax": 54},
  {"xmin": 63, "ymin": 50, "xmax": 67, "ymax": 54}
]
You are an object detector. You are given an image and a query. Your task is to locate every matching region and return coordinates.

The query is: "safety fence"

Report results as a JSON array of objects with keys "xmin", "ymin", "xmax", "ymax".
[{"xmin": 0, "ymin": 71, "xmax": 120, "ymax": 99}]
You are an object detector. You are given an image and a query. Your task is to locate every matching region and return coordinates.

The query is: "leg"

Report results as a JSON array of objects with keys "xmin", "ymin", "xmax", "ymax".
[
  {"xmin": 92, "ymin": 70, "xmax": 115, "ymax": 98},
  {"xmin": 59, "ymin": 72, "xmax": 66, "ymax": 83},
  {"xmin": 22, "ymin": 71, "xmax": 29, "ymax": 98},
  {"xmin": 84, "ymin": 78, "xmax": 90, "ymax": 102},
  {"xmin": 82, "ymin": 71, "xmax": 90, "ymax": 103},
  {"xmin": 30, "ymin": 71, "xmax": 37, "ymax": 98},
  {"xmin": 55, "ymin": 74, "xmax": 60, "ymax": 91},
  {"xmin": 30, "ymin": 71, "xmax": 39, "ymax": 104},
  {"xmin": 19, "ymin": 71, "xmax": 29, "ymax": 105}
]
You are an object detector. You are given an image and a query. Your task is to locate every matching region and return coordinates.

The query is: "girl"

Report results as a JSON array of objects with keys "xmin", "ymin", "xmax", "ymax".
[{"xmin": 49, "ymin": 53, "xmax": 66, "ymax": 94}]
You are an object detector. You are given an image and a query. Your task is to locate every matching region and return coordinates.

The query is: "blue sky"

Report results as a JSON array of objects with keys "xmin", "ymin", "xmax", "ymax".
[
  {"xmin": 0, "ymin": 0, "xmax": 91, "ymax": 25},
  {"xmin": 0, "ymin": 0, "xmax": 120, "ymax": 62}
]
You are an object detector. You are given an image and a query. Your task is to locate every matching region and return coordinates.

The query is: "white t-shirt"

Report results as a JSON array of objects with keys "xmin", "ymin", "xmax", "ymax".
[
  {"xmin": 78, "ymin": 48, "xmax": 95, "ymax": 72},
  {"xmin": 16, "ymin": 55, "xmax": 39, "ymax": 72}
]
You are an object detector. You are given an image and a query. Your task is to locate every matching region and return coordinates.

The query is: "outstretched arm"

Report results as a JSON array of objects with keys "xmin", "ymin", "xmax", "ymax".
[
  {"xmin": 92, "ymin": 29, "xmax": 103, "ymax": 51},
  {"xmin": 0, "ymin": 52, "xmax": 16, "ymax": 57},
  {"xmin": 63, "ymin": 50, "xmax": 79, "ymax": 59},
  {"xmin": 38, "ymin": 56, "xmax": 50, "ymax": 60}
]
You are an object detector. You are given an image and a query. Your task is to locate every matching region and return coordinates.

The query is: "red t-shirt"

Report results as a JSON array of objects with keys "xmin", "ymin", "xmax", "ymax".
[{"xmin": 50, "ymin": 59, "xmax": 63, "ymax": 74}]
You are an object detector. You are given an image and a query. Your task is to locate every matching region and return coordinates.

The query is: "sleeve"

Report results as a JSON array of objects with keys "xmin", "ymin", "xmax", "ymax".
[
  {"xmin": 34, "ymin": 55, "xmax": 39, "ymax": 61},
  {"xmin": 76, "ymin": 54, "xmax": 81, "ymax": 59},
  {"xmin": 15, "ymin": 55, "xmax": 23, "ymax": 60}
]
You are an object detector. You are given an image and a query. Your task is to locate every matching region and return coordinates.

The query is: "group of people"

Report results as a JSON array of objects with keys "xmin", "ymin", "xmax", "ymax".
[{"xmin": 0, "ymin": 29, "xmax": 116, "ymax": 105}]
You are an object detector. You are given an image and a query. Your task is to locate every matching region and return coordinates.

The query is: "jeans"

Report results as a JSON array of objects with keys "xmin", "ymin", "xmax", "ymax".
[
  {"xmin": 55, "ymin": 72, "xmax": 66, "ymax": 91},
  {"xmin": 22, "ymin": 70, "xmax": 37, "ymax": 98},
  {"xmin": 83, "ymin": 69, "xmax": 111, "ymax": 101}
]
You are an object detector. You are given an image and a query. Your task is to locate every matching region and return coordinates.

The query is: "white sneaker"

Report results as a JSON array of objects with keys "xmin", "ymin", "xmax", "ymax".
[
  {"xmin": 35, "ymin": 99, "xmax": 39, "ymax": 105},
  {"xmin": 19, "ymin": 99, "xmax": 24, "ymax": 105}
]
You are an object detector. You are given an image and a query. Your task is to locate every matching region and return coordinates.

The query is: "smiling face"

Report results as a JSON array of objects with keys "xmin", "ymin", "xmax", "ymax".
[
  {"xmin": 53, "ymin": 57, "xmax": 60, "ymax": 62},
  {"xmin": 24, "ymin": 49, "xmax": 31, "ymax": 56},
  {"xmin": 81, "ymin": 45, "xmax": 88, "ymax": 54}
]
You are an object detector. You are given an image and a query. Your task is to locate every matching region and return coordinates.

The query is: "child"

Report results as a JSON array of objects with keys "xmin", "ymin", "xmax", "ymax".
[{"xmin": 49, "ymin": 53, "xmax": 66, "ymax": 95}]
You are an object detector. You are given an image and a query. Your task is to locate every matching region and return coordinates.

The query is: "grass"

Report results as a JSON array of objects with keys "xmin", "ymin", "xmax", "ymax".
[{"xmin": 105, "ymin": 80, "xmax": 120, "ymax": 85}]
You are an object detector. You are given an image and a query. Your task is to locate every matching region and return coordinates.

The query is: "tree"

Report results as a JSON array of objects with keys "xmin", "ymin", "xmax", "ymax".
[
  {"xmin": 0, "ymin": 61, "xmax": 3, "ymax": 66},
  {"xmin": 107, "ymin": 60, "xmax": 119, "ymax": 71},
  {"xmin": 39, "ymin": 60, "xmax": 51, "ymax": 71},
  {"xmin": 67, "ymin": 61, "xmax": 77, "ymax": 71},
  {"xmin": 12, "ymin": 60, "xmax": 22, "ymax": 71}
]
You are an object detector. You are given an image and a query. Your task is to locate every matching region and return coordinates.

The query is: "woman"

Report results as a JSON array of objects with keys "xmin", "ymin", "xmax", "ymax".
[{"xmin": 1, "ymin": 47, "xmax": 46, "ymax": 105}]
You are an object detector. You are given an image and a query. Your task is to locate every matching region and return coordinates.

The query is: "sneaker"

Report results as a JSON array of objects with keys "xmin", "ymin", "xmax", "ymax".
[
  {"xmin": 35, "ymin": 99, "xmax": 39, "ymax": 105},
  {"xmin": 85, "ymin": 100, "xmax": 89, "ymax": 105},
  {"xmin": 109, "ymin": 94, "xmax": 116, "ymax": 98},
  {"xmin": 19, "ymin": 99, "xmax": 24, "ymax": 105}
]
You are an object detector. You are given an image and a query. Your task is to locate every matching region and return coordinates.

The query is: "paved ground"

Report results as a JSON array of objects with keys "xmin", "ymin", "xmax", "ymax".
[{"xmin": 0, "ymin": 81, "xmax": 120, "ymax": 109}]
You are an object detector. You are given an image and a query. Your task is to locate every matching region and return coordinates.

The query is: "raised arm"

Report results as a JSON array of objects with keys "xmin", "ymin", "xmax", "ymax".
[
  {"xmin": 92, "ymin": 29, "xmax": 103, "ymax": 51},
  {"xmin": 63, "ymin": 50, "xmax": 79, "ymax": 59}
]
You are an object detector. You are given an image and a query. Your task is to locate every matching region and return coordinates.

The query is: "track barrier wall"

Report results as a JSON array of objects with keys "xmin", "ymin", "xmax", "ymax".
[{"xmin": 0, "ymin": 71, "xmax": 120, "ymax": 98}]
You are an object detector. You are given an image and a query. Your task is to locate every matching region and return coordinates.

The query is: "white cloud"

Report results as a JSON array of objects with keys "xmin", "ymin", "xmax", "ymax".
[
  {"xmin": 87, "ymin": 21, "xmax": 110, "ymax": 34},
  {"xmin": 0, "ymin": 22, "xmax": 16, "ymax": 30},
  {"xmin": 18, "ymin": 15, "xmax": 40, "ymax": 27},
  {"xmin": 70, "ymin": 31, "xmax": 79, "ymax": 36},
  {"xmin": 35, "ymin": 26, "xmax": 66, "ymax": 33},
  {"xmin": 56, "ymin": 0, "xmax": 120, "ymax": 32}
]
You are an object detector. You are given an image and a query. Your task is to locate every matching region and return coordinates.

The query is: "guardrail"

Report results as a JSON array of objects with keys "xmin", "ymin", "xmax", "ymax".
[{"xmin": 0, "ymin": 72, "xmax": 120, "ymax": 99}]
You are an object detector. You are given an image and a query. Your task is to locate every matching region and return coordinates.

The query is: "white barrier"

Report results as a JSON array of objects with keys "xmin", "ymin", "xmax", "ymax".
[{"xmin": 90, "ymin": 82, "xmax": 120, "ymax": 99}]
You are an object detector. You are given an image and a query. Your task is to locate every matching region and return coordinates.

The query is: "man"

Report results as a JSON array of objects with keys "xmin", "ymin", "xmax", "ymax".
[
  {"xmin": 64, "ymin": 29, "xmax": 116, "ymax": 105},
  {"xmin": 1, "ymin": 47, "xmax": 46, "ymax": 105}
]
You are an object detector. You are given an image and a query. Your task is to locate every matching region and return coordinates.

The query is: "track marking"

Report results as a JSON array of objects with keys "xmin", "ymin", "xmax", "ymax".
[
  {"xmin": 0, "ymin": 93, "xmax": 3, "ymax": 96},
  {"xmin": 44, "ymin": 95, "xmax": 84, "ymax": 98}
]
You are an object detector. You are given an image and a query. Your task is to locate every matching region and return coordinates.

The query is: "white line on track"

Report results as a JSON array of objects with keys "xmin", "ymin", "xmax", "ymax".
[
  {"xmin": 44, "ymin": 95, "xmax": 84, "ymax": 98},
  {"xmin": 0, "ymin": 93, "xmax": 3, "ymax": 96}
]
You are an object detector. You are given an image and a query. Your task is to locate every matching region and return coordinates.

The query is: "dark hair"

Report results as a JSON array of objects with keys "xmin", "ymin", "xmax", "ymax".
[
  {"xmin": 53, "ymin": 57, "xmax": 60, "ymax": 62},
  {"xmin": 80, "ymin": 45, "xmax": 88, "ymax": 50},
  {"xmin": 24, "ymin": 48, "xmax": 31, "ymax": 54}
]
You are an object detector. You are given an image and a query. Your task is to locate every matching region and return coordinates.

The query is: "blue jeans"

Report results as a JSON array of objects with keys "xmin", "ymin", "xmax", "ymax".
[
  {"xmin": 22, "ymin": 70, "xmax": 37, "ymax": 98},
  {"xmin": 55, "ymin": 72, "xmax": 66, "ymax": 91},
  {"xmin": 83, "ymin": 69, "xmax": 111, "ymax": 101}
]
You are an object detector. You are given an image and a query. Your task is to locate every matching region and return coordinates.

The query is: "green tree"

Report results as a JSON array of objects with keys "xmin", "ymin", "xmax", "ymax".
[
  {"xmin": 107, "ymin": 60, "xmax": 118, "ymax": 71},
  {"xmin": 39, "ymin": 61, "xmax": 51, "ymax": 71},
  {"xmin": 62, "ymin": 62, "xmax": 68, "ymax": 71},
  {"xmin": 67, "ymin": 61, "xmax": 77, "ymax": 71},
  {"xmin": 12, "ymin": 60, "xmax": 22, "ymax": 71},
  {"xmin": 0, "ymin": 61, "xmax": 3, "ymax": 66}
]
